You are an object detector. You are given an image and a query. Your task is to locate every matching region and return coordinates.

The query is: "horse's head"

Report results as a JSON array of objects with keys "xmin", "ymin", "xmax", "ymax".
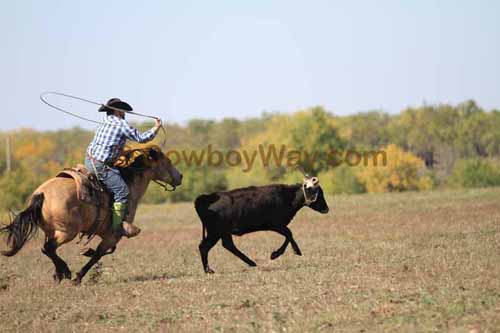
[
  {"xmin": 117, "ymin": 146, "xmax": 183, "ymax": 188},
  {"xmin": 146, "ymin": 146, "xmax": 183, "ymax": 188}
]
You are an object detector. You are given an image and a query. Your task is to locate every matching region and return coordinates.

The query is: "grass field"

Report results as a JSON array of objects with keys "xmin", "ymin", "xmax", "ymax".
[{"xmin": 1, "ymin": 187, "xmax": 500, "ymax": 332}]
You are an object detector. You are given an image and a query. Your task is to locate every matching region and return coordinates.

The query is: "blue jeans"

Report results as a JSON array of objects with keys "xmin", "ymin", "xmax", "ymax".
[{"xmin": 84, "ymin": 156, "xmax": 129, "ymax": 203}]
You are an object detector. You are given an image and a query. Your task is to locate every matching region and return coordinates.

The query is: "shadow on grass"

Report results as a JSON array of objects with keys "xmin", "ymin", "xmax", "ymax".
[
  {"xmin": 118, "ymin": 272, "xmax": 194, "ymax": 283},
  {"xmin": 119, "ymin": 265, "xmax": 295, "ymax": 283}
]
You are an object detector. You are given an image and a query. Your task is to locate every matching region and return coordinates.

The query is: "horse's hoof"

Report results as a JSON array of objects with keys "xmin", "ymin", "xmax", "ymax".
[
  {"xmin": 63, "ymin": 270, "xmax": 72, "ymax": 280},
  {"xmin": 294, "ymin": 250, "xmax": 303, "ymax": 256},
  {"xmin": 248, "ymin": 261, "xmax": 257, "ymax": 267},
  {"xmin": 205, "ymin": 268, "xmax": 215, "ymax": 274},
  {"xmin": 72, "ymin": 278, "xmax": 82, "ymax": 286},
  {"xmin": 270, "ymin": 251, "xmax": 281, "ymax": 260},
  {"xmin": 81, "ymin": 248, "xmax": 96, "ymax": 257}
]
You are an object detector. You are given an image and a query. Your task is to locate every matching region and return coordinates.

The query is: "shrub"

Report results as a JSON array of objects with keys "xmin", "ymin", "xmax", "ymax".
[
  {"xmin": 449, "ymin": 158, "xmax": 500, "ymax": 188},
  {"xmin": 319, "ymin": 166, "xmax": 366, "ymax": 195},
  {"xmin": 356, "ymin": 144, "xmax": 433, "ymax": 192},
  {"xmin": 168, "ymin": 165, "xmax": 228, "ymax": 202},
  {"xmin": 0, "ymin": 167, "xmax": 39, "ymax": 212},
  {"xmin": 142, "ymin": 183, "xmax": 169, "ymax": 204}
]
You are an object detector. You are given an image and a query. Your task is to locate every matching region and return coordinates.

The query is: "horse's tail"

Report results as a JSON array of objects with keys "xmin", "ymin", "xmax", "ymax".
[{"xmin": 1, "ymin": 193, "xmax": 44, "ymax": 257}]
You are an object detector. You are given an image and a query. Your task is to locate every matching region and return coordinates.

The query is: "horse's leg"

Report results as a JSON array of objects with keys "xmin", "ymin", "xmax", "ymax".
[
  {"xmin": 41, "ymin": 233, "xmax": 72, "ymax": 282},
  {"xmin": 73, "ymin": 239, "xmax": 116, "ymax": 285}
]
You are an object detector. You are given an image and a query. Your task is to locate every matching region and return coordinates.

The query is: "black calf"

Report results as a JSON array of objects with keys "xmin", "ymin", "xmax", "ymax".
[{"xmin": 194, "ymin": 178, "xmax": 329, "ymax": 274}]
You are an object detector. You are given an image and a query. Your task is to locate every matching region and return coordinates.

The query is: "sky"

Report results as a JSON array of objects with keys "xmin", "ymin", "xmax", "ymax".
[{"xmin": 1, "ymin": 0, "xmax": 499, "ymax": 131}]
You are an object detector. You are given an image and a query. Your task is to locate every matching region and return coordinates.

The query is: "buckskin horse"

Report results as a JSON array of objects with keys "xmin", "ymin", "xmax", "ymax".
[{"xmin": 0, "ymin": 145, "xmax": 182, "ymax": 285}]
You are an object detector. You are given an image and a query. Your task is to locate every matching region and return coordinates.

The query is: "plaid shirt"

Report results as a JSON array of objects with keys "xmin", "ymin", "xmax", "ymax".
[{"xmin": 87, "ymin": 115, "xmax": 156, "ymax": 163}]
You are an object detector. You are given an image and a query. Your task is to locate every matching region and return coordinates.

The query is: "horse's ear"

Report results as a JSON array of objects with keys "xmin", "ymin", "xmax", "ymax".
[{"xmin": 149, "ymin": 148, "xmax": 161, "ymax": 161}]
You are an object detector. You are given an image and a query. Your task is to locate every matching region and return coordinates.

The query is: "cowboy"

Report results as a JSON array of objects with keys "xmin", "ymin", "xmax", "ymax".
[{"xmin": 85, "ymin": 98, "xmax": 162, "ymax": 238}]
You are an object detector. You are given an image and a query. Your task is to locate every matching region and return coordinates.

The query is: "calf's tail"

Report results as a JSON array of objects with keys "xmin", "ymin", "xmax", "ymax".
[
  {"xmin": 195, "ymin": 193, "xmax": 220, "ymax": 241},
  {"xmin": 194, "ymin": 195, "xmax": 208, "ymax": 241},
  {"xmin": 1, "ymin": 193, "xmax": 44, "ymax": 257}
]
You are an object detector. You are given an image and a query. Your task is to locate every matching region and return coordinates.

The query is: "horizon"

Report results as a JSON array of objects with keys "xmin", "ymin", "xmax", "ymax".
[{"xmin": 1, "ymin": 98, "xmax": 496, "ymax": 133}]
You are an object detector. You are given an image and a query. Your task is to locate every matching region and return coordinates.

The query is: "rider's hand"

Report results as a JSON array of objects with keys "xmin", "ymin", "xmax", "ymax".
[{"xmin": 154, "ymin": 118, "xmax": 162, "ymax": 132}]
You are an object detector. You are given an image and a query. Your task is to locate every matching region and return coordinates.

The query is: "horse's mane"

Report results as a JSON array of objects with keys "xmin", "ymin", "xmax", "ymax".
[{"xmin": 114, "ymin": 145, "xmax": 162, "ymax": 183}]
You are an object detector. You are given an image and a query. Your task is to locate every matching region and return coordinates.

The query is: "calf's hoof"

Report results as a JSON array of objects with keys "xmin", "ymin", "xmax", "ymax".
[
  {"xmin": 204, "ymin": 267, "xmax": 215, "ymax": 274},
  {"xmin": 248, "ymin": 261, "xmax": 257, "ymax": 267},
  {"xmin": 72, "ymin": 277, "xmax": 82, "ymax": 286},
  {"xmin": 63, "ymin": 270, "xmax": 72, "ymax": 280},
  {"xmin": 270, "ymin": 251, "xmax": 281, "ymax": 260},
  {"xmin": 53, "ymin": 270, "xmax": 71, "ymax": 283},
  {"xmin": 53, "ymin": 272, "xmax": 63, "ymax": 284}
]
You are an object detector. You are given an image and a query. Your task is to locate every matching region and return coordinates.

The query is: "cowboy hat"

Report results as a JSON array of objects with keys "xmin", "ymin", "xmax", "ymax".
[{"xmin": 98, "ymin": 98, "xmax": 133, "ymax": 112}]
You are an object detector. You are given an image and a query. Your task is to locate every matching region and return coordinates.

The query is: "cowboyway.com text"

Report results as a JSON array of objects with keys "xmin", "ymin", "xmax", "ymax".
[{"xmin": 164, "ymin": 144, "xmax": 387, "ymax": 172}]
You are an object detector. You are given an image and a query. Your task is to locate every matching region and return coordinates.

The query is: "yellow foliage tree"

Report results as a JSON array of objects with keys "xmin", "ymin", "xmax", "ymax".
[{"xmin": 356, "ymin": 144, "xmax": 433, "ymax": 192}]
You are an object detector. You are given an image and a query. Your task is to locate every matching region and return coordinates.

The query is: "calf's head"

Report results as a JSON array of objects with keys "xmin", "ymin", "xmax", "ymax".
[{"xmin": 302, "ymin": 176, "xmax": 329, "ymax": 214}]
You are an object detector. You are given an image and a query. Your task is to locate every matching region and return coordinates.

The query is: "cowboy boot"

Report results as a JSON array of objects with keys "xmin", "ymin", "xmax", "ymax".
[{"xmin": 112, "ymin": 202, "xmax": 140, "ymax": 238}]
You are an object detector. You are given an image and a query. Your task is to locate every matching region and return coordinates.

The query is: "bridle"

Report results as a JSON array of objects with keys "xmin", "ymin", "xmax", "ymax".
[
  {"xmin": 302, "ymin": 176, "xmax": 319, "ymax": 206},
  {"xmin": 302, "ymin": 184, "xmax": 318, "ymax": 205},
  {"xmin": 122, "ymin": 164, "xmax": 177, "ymax": 192},
  {"xmin": 294, "ymin": 165, "xmax": 320, "ymax": 206},
  {"xmin": 153, "ymin": 180, "xmax": 176, "ymax": 192},
  {"xmin": 115, "ymin": 148, "xmax": 177, "ymax": 192}
]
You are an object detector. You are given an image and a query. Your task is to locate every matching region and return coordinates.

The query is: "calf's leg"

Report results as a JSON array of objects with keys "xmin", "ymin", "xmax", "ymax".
[
  {"xmin": 270, "ymin": 227, "xmax": 302, "ymax": 260},
  {"xmin": 199, "ymin": 234, "xmax": 220, "ymax": 274},
  {"xmin": 270, "ymin": 238, "xmax": 290, "ymax": 260},
  {"xmin": 221, "ymin": 235, "xmax": 256, "ymax": 267}
]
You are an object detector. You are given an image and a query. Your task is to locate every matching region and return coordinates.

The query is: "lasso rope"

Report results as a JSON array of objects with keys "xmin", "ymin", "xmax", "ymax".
[{"xmin": 39, "ymin": 91, "xmax": 167, "ymax": 146}]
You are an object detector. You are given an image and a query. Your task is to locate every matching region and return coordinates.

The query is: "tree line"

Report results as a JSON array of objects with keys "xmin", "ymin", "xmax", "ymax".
[{"xmin": 1, "ymin": 99, "xmax": 499, "ymax": 212}]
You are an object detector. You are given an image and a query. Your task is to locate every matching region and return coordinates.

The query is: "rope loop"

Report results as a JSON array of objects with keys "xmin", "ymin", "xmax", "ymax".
[{"xmin": 40, "ymin": 91, "xmax": 167, "ymax": 146}]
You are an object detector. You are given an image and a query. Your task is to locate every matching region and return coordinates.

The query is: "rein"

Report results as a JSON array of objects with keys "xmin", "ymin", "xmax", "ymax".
[{"xmin": 153, "ymin": 180, "xmax": 176, "ymax": 192}]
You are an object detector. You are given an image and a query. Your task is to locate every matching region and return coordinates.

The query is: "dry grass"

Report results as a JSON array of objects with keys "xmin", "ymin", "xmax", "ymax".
[{"xmin": 1, "ymin": 188, "xmax": 500, "ymax": 332}]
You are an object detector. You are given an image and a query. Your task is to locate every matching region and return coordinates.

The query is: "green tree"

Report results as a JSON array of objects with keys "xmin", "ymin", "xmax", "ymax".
[
  {"xmin": 290, "ymin": 106, "xmax": 345, "ymax": 174},
  {"xmin": 337, "ymin": 111, "xmax": 391, "ymax": 150},
  {"xmin": 449, "ymin": 158, "xmax": 500, "ymax": 188}
]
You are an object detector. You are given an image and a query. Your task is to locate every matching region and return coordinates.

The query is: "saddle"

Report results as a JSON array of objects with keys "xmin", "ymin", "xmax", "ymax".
[
  {"xmin": 56, "ymin": 164, "xmax": 108, "ymax": 206},
  {"xmin": 56, "ymin": 165, "xmax": 113, "ymax": 242}
]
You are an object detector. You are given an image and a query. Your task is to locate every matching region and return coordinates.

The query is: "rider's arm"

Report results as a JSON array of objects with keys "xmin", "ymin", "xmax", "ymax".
[{"xmin": 120, "ymin": 119, "xmax": 159, "ymax": 143}]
